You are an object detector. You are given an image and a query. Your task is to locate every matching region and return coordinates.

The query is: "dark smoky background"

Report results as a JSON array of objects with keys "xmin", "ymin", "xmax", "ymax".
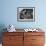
[{"xmin": 20, "ymin": 9, "xmax": 33, "ymax": 19}]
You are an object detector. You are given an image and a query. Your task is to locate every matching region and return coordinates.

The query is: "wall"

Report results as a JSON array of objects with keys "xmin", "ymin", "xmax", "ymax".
[
  {"xmin": 0, "ymin": 0, "xmax": 46, "ymax": 30},
  {"xmin": 0, "ymin": 0, "xmax": 46, "ymax": 44}
]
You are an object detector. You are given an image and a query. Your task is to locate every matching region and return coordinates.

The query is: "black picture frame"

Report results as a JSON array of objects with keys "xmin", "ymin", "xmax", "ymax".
[{"xmin": 17, "ymin": 7, "xmax": 35, "ymax": 22}]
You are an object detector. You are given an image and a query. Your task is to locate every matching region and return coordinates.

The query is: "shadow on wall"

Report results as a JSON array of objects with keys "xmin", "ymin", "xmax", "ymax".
[{"xmin": 0, "ymin": 24, "xmax": 7, "ymax": 43}]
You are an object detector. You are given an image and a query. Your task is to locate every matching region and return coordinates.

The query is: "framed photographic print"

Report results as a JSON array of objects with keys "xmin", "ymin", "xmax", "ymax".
[{"xmin": 17, "ymin": 7, "xmax": 35, "ymax": 22}]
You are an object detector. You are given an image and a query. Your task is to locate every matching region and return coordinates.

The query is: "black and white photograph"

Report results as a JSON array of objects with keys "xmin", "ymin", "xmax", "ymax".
[{"xmin": 17, "ymin": 7, "xmax": 35, "ymax": 22}]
